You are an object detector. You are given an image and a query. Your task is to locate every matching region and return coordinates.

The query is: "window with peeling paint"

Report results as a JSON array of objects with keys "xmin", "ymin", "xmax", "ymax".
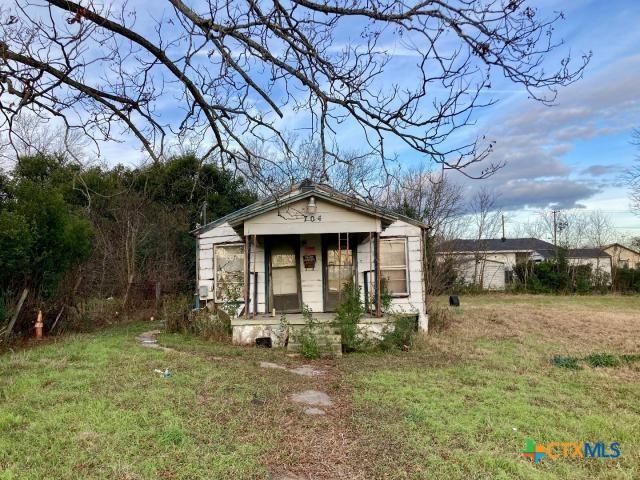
[{"xmin": 214, "ymin": 244, "xmax": 244, "ymax": 303}]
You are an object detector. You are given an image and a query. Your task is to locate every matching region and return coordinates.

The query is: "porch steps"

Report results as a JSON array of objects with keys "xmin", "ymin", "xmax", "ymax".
[{"xmin": 286, "ymin": 326, "xmax": 343, "ymax": 357}]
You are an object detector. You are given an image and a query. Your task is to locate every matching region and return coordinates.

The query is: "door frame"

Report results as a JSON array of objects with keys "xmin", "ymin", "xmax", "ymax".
[
  {"xmin": 321, "ymin": 234, "xmax": 357, "ymax": 312},
  {"xmin": 265, "ymin": 235, "xmax": 303, "ymax": 314}
]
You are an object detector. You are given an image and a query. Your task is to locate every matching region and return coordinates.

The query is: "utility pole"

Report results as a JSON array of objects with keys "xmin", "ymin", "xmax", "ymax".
[
  {"xmin": 552, "ymin": 209, "xmax": 560, "ymax": 247},
  {"xmin": 552, "ymin": 209, "xmax": 560, "ymax": 263},
  {"xmin": 501, "ymin": 214, "xmax": 506, "ymax": 242}
]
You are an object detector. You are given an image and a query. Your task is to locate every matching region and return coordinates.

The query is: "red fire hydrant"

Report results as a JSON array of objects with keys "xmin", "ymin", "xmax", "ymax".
[{"xmin": 35, "ymin": 310, "xmax": 44, "ymax": 340}]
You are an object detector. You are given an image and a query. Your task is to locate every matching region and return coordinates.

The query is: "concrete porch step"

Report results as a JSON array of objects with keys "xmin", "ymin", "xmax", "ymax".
[{"xmin": 287, "ymin": 333, "xmax": 343, "ymax": 357}]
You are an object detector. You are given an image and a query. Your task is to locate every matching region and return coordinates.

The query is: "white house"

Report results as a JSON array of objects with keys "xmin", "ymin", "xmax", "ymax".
[
  {"xmin": 192, "ymin": 181, "xmax": 429, "ymax": 346},
  {"xmin": 438, "ymin": 238, "xmax": 612, "ymax": 290}
]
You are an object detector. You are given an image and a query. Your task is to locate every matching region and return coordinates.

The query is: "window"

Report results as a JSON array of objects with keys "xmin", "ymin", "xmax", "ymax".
[
  {"xmin": 214, "ymin": 244, "xmax": 244, "ymax": 303},
  {"xmin": 380, "ymin": 238, "xmax": 409, "ymax": 296},
  {"xmin": 505, "ymin": 270, "xmax": 514, "ymax": 284}
]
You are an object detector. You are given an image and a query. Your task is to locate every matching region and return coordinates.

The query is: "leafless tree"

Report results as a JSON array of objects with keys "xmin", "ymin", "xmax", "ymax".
[
  {"xmin": 628, "ymin": 128, "xmax": 640, "ymax": 214},
  {"xmin": 387, "ymin": 166, "xmax": 463, "ymax": 234},
  {"xmin": 386, "ymin": 165, "xmax": 464, "ymax": 294},
  {"xmin": 467, "ymin": 187, "xmax": 502, "ymax": 286},
  {"xmin": 243, "ymin": 134, "xmax": 388, "ymax": 200},
  {"xmin": 0, "ymin": 113, "xmax": 87, "ymax": 163},
  {"xmin": 0, "ymin": 0, "xmax": 589, "ymax": 192}
]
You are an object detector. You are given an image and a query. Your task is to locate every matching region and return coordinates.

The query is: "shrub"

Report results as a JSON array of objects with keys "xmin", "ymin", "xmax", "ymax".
[
  {"xmin": 584, "ymin": 353, "xmax": 620, "ymax": 368},
  {"xmin": 613, "ymin": 267, "xmax": 640, "ymax": 293},
  {"xmin": 552, "ymin": 355, "xmax": 581, "ymax": 370},
  {"xmin": 379, "ymin": 315, "xmax": 417, "ymax": 351},
  {"xmin": 162, "ymin": 295, "xmax": 192, "ymax": 333},
  {"xmin": 333, "ymin": 281, "xmax": 365, "ymax": 352},
  {"xmin": 295, "ymin": 305, "xmax": 321, "ymax": 359}
]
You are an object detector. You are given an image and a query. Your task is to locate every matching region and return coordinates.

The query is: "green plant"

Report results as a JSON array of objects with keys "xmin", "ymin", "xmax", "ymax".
[
  {"xmin": 584, "ymin": 353, "xmax": 620, "ymax": 368},
  {"xmin": 295, "ymin": 305, "xmax": 321, "ymax": 359},
  {"xmin": 333, "ymin": 281, "xmax": 365, "ymax": 353},
  {"xmin": 552, "ymin": 355, "xmax": 582, "ymax": 370},
  {"xmin": 621, "ymin": 354, "xmax": 640, "ymax": 363},
  {"xmin": 379, "ymin": 314, "xmax": 417, "ymax": 351}
]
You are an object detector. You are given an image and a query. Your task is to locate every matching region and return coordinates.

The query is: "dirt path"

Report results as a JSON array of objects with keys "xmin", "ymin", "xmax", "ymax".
[{"xmin": 136, "ymin": 330, "xmax": 360, "ymax": 480}]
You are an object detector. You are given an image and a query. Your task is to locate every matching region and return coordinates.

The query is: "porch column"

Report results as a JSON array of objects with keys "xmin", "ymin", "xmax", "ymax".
[
  {"xmin": 374, "ymin": 231, "xmax": 381, "ymax": 317},
  {"xmin": 253, "ymin": 234, "xmax": 257, "ymax": 318},
  {"xmin": 244, "ymin": 235, "xmax": 249, "ymax": 318}
]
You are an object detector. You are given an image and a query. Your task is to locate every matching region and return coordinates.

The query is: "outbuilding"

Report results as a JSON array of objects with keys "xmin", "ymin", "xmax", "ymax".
[{"xmin": 192, "ymin": 181, "xmax": 429, "ymax": 345}]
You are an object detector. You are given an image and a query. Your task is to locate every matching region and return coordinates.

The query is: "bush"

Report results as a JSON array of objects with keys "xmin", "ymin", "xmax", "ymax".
[
  {"xmin": 513, "ymin": 250, "xmax": 612, "ymax": 294},
  {"xmin": 613, "ymin": 267, "xmax": 640, "ymax": 293},
  {"xmin": 294, "ymin": 305, "xmax": 321, "ymax": 359},
  {"xmin": 333, "ymin": 282, "xmax": 365, "ymax": 352},
  {"xmin": 164, "ymin": 295, "xmax": 232, "ymax": 341},
  {"xmin": 379, "ymin": 315, "xmax": 417, "ymax": 351}
]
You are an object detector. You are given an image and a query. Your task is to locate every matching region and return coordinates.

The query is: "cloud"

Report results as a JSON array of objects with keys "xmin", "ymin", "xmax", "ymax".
[
  {"xmin": 581, "ymin": 164, "xmax": 619, "ymax": 176},
  {"xmin": 456, "ymin": 54, "xmax": 640, "ymax": 210}
]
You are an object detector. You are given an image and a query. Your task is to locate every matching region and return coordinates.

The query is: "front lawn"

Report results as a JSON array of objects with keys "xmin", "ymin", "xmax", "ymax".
[{"xmin": 1, "ymin": 295, "xmax": 639, "ymax": 479}]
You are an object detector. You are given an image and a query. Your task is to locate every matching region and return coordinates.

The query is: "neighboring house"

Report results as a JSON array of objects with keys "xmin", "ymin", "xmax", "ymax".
[
  {"xmin": 437, "ymin": 238, "xmax": 612, "ymax": 290},
  {"xmin": 603, "ymin": 243, "xmax": 640, "ymax": 269},
  {"xmin": 566, "ymin": 248, "xmax": 613, "ymax": 278},
  {"xmin": 192, "ymin": 180, "xmax": 429, "ymax": 345}
]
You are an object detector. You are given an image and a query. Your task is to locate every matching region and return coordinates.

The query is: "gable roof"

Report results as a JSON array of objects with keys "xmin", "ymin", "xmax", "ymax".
[
  {"xmin": 604, "ymin": 243, "xmax": 640, "ymax": 255},
  {"xmin": 438, "ymin": 238, "xmax": 611, "ymax": 259},
  {"xmin": 568, "ymin": 248, "xmax": 611, "ymax": 259},
  {"xmin": 438, "ymin": 237, "xmax": 555, "ymax": 253},
  {"xmin": 192, "ymin": 180, "xmax": 428, "ymax": 234}
]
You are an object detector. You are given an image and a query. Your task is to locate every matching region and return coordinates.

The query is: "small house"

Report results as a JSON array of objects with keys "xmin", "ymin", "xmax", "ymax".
[
  {"xmin": 438, "ymin": 238, "xmax": 612, "ymax": 290},
  {"xmin": 192, "ymin": 181, "xmax": 429, "ymax": 345},
  {"xmin": 603, "ymin": 243, "xmax": 640, "ymax": 269}
]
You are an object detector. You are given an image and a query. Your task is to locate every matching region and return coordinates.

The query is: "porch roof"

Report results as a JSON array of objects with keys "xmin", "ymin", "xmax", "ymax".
[{"xmin": 192, "ymin": 180, "xmax": 428, "ymax": 235}]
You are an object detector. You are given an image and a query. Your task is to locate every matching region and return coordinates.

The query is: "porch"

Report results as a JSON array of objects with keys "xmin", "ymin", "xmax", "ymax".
[{"xmin": 230, "ymin": 312, "xmax": 399, "ymax": 327}]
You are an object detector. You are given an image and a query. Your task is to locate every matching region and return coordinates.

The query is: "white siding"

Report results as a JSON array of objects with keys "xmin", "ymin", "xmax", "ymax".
[
  {"xmin": 300, "ymin": 234, "xmax": 323, "ymax": 312},
  {"xmin": 459, "ymin": 258, "xmax": 505, "ymax": 290},
  {"xmin": 197, "ymin": 216, "xmax": 427, "ymax": 325},
  {"xmin": 357, "ymin": 220, "xmax": 426, "ymax": 323},
  {"xmin": 197, "ymin": 222, "xmax": 268, "ymax": 311},
  {"xmin": 244, "ymin": 198, "xmax": 381, "ymax": 235},
  {"xmin": 569, "ymin": 256, "xmax": 612, "ymax": 279}
]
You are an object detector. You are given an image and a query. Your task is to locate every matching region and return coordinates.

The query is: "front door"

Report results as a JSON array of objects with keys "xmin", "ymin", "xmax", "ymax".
[
  {"xmin": 323, "ymin": 234, "xmax": 356, "ymax": 311},
  {"xmin": 268, "ymin": 237, "xmax": 301, "ymax": 313}
]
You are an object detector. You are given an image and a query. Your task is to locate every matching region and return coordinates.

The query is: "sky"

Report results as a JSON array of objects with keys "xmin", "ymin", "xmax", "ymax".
[
  {"xmin": 67, "ymin": 0, "xmax": 640, "ymax": 239},
  {"xmin": 454, "ymin": 0, "xmax": 640, "ymax": 239}
]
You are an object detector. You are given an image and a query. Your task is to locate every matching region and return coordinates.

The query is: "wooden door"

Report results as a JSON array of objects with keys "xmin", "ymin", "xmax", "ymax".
[{"xmin": 268, "ymin": 237, "xmax": 301, "ymax": 313}]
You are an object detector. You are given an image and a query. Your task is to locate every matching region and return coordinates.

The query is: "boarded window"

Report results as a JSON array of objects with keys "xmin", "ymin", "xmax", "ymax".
[
  {"xmin": 214, "ymin": 244, "xmax": 244, "ymax": 302},
  {"xmin": 380, "ymin": 238, "xmax": 408, "ymax": 296}
]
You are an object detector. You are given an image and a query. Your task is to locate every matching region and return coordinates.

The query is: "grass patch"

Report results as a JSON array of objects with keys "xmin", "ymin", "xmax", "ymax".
[
  {"xmin": 552, "ymin": 355, "xmax": 582, "ymax": 370},
  {"xmin": 0, "ymin": 323, "xmax": 306, "ymax": 479},
  {"xmin": 2, "ymin": 294, "xmax": 639, "ymax": 479},
  {"xmin": 584, "ymin": 353, "xmax": 621, "ymax": 368}
]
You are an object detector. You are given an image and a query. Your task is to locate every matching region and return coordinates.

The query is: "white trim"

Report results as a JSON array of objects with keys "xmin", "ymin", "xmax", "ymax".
[{"xmin": 380, "ymin": 237, "xmax": 410, "ymax": 297}]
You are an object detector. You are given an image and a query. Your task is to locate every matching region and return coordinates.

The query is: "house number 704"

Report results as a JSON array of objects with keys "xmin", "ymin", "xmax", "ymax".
[{"xmin": 303, "ymin": 215, "xmax": 322, "ymax": 222}]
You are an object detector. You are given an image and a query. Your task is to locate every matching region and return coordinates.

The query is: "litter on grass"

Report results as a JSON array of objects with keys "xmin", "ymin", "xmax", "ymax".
[{"xmin": 154, "ymin": 368, "xmax": 172, "ymax": 378}]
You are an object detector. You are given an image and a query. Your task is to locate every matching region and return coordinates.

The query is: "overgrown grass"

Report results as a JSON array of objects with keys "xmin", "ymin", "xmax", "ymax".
[
  {"xmin": 342, "ymin": 295, "xmax": 640, "ymax": 479},
  {"xmin": 0, "ymin": 324, "xmax": 306, "ymax": 479},
  {"xmin": 1, "ymin": 295, "xmax": 639, "ymax": 479}
]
